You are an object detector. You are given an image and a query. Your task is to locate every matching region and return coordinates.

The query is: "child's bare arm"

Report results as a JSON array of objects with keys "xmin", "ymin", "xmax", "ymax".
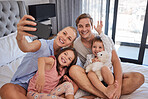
[
  {"xmin": 38, "ymin": 57, "xmax": 55, "ymax": 74},
  {"xmin": 35, "ymin": 57, "xmax": 55, "ymax": 92}
]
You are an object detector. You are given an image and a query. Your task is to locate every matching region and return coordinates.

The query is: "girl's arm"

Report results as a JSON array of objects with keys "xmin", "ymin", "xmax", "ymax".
[
  {"xmin": 38, "ymin": 57, "xmax": 55, "ymax": 76},
  {"xmin": 35, "ymin": 57, "xmax": 55, "ymax": 92}
]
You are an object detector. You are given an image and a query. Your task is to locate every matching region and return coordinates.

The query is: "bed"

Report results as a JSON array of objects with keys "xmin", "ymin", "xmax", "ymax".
[{"xmin": 0, "ymin": 1, "xmax": 148, "ymax": 99}]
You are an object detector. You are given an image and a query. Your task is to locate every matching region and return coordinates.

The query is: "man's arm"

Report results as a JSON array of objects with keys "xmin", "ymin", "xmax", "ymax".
[
  {"xmin": 16, "ymin": 15, "xmax": 41, "ymax": 52},
  {"xmin": 111, "ymin": 50, "xmax": 122, "ymax": 98}
]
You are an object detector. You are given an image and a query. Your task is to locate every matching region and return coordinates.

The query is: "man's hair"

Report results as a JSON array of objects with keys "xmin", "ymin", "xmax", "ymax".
[{"xmin": 75, "ymin": 13, "xmax": 93, "ymax": 27}]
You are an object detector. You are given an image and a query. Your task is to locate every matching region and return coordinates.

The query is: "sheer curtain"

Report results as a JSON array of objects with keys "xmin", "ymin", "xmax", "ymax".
[
  {"xmin": 82, "ymin": 0, "xmax": 105, "ymax": 33},
  {"xmin": 49, "ymin": 0, "xmax": 82, "ymax": 34},
  {"xmin": 49, "ymin": 0, "xmax": 104, "ymax": 34}
]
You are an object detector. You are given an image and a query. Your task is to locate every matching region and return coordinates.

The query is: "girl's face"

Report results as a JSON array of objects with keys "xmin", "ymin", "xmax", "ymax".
[
  {"xmin": 58, "ymin": 50, "xmax": 75, "ymax": 67},
  {"xmin": 92, "ymin": 41, "xmax": 104, "ymax": 56},
  {"xmin": 55, "ymin": 27, "xmax": 76, "ymax": 47},
  {"xmin": 77, "ymin": 18, "xmax": 93, "ymax": 39}
]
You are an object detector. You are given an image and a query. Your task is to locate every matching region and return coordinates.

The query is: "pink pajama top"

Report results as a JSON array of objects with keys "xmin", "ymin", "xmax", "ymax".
[{"xmin": 28, "ymin": 56, "xmax": 66, "ymax": 93}]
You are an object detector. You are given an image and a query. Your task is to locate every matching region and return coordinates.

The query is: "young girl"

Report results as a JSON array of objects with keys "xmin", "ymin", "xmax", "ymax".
[
  {"xmin": 27, "ymin": 47, "xmax": 78, "ymax": 99},
  {"xmin": 84, "ymin": 35, "xmax": 118, "ymax": 99}
]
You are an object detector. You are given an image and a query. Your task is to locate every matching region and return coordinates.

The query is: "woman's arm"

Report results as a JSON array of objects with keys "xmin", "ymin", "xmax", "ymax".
[{"xmin": 16, "ymin": 15, "xmax": 41, "ymax": 52}]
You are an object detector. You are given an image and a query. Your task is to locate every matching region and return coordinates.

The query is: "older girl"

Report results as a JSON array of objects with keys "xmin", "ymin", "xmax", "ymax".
[{"xmin": 27, "ymin": 47, "xmax": 78, "ymax": 99}]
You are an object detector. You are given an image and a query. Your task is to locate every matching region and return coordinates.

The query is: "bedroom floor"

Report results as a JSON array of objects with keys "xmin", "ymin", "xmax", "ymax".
[{"xmin": 116, "ymin": 45, "xmax": 148, "ymax": 66}]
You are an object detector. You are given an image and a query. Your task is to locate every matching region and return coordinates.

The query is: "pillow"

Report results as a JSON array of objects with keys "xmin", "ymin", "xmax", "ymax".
[{"xmin": 0, "ymin": 31, "xmax": 28, "ymax": 66}]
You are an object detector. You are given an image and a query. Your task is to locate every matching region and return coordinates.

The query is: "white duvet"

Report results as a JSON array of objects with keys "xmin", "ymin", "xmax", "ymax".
[
  {"xmin": 0, "ymin": 59, "xmax": 148, "ymax": 99},
  {"xmin": 0, "ymin": 32, "xmax": 148, "ymax": 99},
  {"xmin": 74, "ymin": 63, "xmax": 148, "ymax": 99}
]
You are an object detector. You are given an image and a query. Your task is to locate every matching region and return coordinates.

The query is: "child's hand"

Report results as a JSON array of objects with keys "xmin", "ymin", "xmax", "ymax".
[
  {"xmin": 94, "ymin": 21, "xmax": 103, "ymax": 35},
  {"xmin": 92, "ymin": 58, "xmax": 100, "ymax": 63},
  {"xmin": 63, "ymin": 75, "xmax": 73, "ymax": 83},
  {"xmin": 35, "ymin": 74, "xmax": 45, "ymax": 93}
]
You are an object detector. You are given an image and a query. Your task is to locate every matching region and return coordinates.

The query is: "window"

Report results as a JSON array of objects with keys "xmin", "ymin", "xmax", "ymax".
[{"xmin": 82, "ymin": 0, "xmax": 148, "ymax": 65}]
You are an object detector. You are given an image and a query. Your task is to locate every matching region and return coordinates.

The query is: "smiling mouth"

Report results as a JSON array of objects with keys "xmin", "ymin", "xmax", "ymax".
[
  {"xmin": 95, "ymin": 52, "xmax": 98, "ymax": 55},
  {"xmin": 59, "ymin": 38, "xmax": 64, "ymax": 44},
  {"xmin": 61, "ymin": 57, "xmax": 66, "ymax": 63},
  {"xmin": 81, "ymin": 31, "xmax": 88, "ymax": 35}
]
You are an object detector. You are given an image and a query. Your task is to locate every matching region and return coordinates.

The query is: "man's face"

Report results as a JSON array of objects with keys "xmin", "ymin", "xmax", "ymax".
[
  {"xmin": 55, "ymin": 27, "xmax": 76, "ymax": 47},
  {"xmin": 77, "ymin": 18, "xmax": 93, "ymax": 39}
]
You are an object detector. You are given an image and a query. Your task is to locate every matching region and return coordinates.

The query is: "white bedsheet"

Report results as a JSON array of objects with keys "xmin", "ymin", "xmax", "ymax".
[
  {"xmin": 0, "ymin": 59, "xmax": 148, "ymax": 99},
  {"xmin": 120, "ymin": 63, "xmax": 148, "ymax": 99},
  {"xmin": 75, "ymin": 62, "xmax": 148, "ymax": 99},
  {"xmin": 0, "ymin": 56, "xmax": 25, "ymax": 88}
]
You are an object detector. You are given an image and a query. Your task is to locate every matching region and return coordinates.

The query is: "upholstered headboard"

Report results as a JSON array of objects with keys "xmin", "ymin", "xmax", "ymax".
[{"xmin": 0, "ymin": 1, "xmax": 26, "ymax": 37}]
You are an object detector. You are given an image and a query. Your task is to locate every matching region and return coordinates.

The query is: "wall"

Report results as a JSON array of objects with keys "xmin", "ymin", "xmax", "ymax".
[
  {"xmin": 22, "ymin": 0, "xmax": 57, "ymax": 34},
  {"xmin": 23, "ymin": 0, "xmax": 50, "ymax": 14}
]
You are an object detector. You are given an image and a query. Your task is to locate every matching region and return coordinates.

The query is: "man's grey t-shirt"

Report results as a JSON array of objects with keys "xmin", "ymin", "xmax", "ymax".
[
  {"xmin": 74, "ymin": 37, "xmax": 92, "ymax": 66},
  {"xmin": 74, "ymin": 33, "xmax": 115, "ymax": 67}
]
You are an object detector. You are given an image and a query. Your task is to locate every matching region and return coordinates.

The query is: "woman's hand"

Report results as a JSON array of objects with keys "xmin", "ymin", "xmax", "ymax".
[
  {"xmin": 94, "ymin": 21, "xmax": 103, "ymax": 35},
  {"xmin": 16, "ymin": 15, "xmax": 37, "ymax": 40},
  {"xmin": 35, "ymin": 74, "xmax": 45, "ymax": 93}
]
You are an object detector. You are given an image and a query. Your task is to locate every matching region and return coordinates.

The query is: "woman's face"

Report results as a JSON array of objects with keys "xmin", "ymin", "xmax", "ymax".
[
  {"xmin": 55, "ymin": 27, "xmax": 76, "ymax": 47},
  {"xmin": 92, "ymin": 41, "xmax": 104, "ymax": 56},
  {"xmin": 58, "ymin": 50, "xmax": 75, "ymax": 67},
  {"xmin": 77, "ymin": 18, "xmax": 93, "ymax": 39}
]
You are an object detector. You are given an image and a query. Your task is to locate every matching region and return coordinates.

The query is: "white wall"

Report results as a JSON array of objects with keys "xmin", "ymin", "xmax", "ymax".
[{"xmin": 24, "ymin": 0, "xmax": 49, "ymax": 5}]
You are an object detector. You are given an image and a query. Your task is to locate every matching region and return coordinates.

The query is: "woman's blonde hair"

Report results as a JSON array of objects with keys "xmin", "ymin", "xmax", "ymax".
[{"xmin": 68, "ymin": 26, "xmax": 77, "ymax": 39}]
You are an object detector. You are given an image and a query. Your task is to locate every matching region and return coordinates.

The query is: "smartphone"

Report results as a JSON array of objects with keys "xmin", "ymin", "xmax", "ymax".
[{"xmin": 25, "ymin": 19, "xmax": 52, "ymax": 40}]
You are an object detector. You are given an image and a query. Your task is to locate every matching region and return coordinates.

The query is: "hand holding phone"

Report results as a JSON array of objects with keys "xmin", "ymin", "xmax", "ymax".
[{"xmin": 25, "ymin": 19, "xmax": 52, "ymax": 40}]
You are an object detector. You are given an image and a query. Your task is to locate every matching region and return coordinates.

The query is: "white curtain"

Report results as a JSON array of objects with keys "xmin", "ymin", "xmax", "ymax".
[
  {"xmin": 49, "ymin": 0, "xmax": 82, "ymax": 34},
  {"xmin": 49, "ymin": 0, "xmax": 104, "ymax": 34},
  {"xmin": 82, "ymin": 0, "xmax": 104, "ymax": 33}
]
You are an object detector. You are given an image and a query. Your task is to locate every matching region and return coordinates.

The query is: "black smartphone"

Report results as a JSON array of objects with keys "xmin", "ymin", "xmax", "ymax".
[{"xmin": 25, "ymin": 19, "xmax": 52, "ymax": 40}]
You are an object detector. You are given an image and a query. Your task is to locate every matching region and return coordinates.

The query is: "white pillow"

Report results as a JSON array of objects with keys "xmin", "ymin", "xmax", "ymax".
[{"xmin": 0, "ymin": 32, "xmax": 27, "ymax": 66}]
